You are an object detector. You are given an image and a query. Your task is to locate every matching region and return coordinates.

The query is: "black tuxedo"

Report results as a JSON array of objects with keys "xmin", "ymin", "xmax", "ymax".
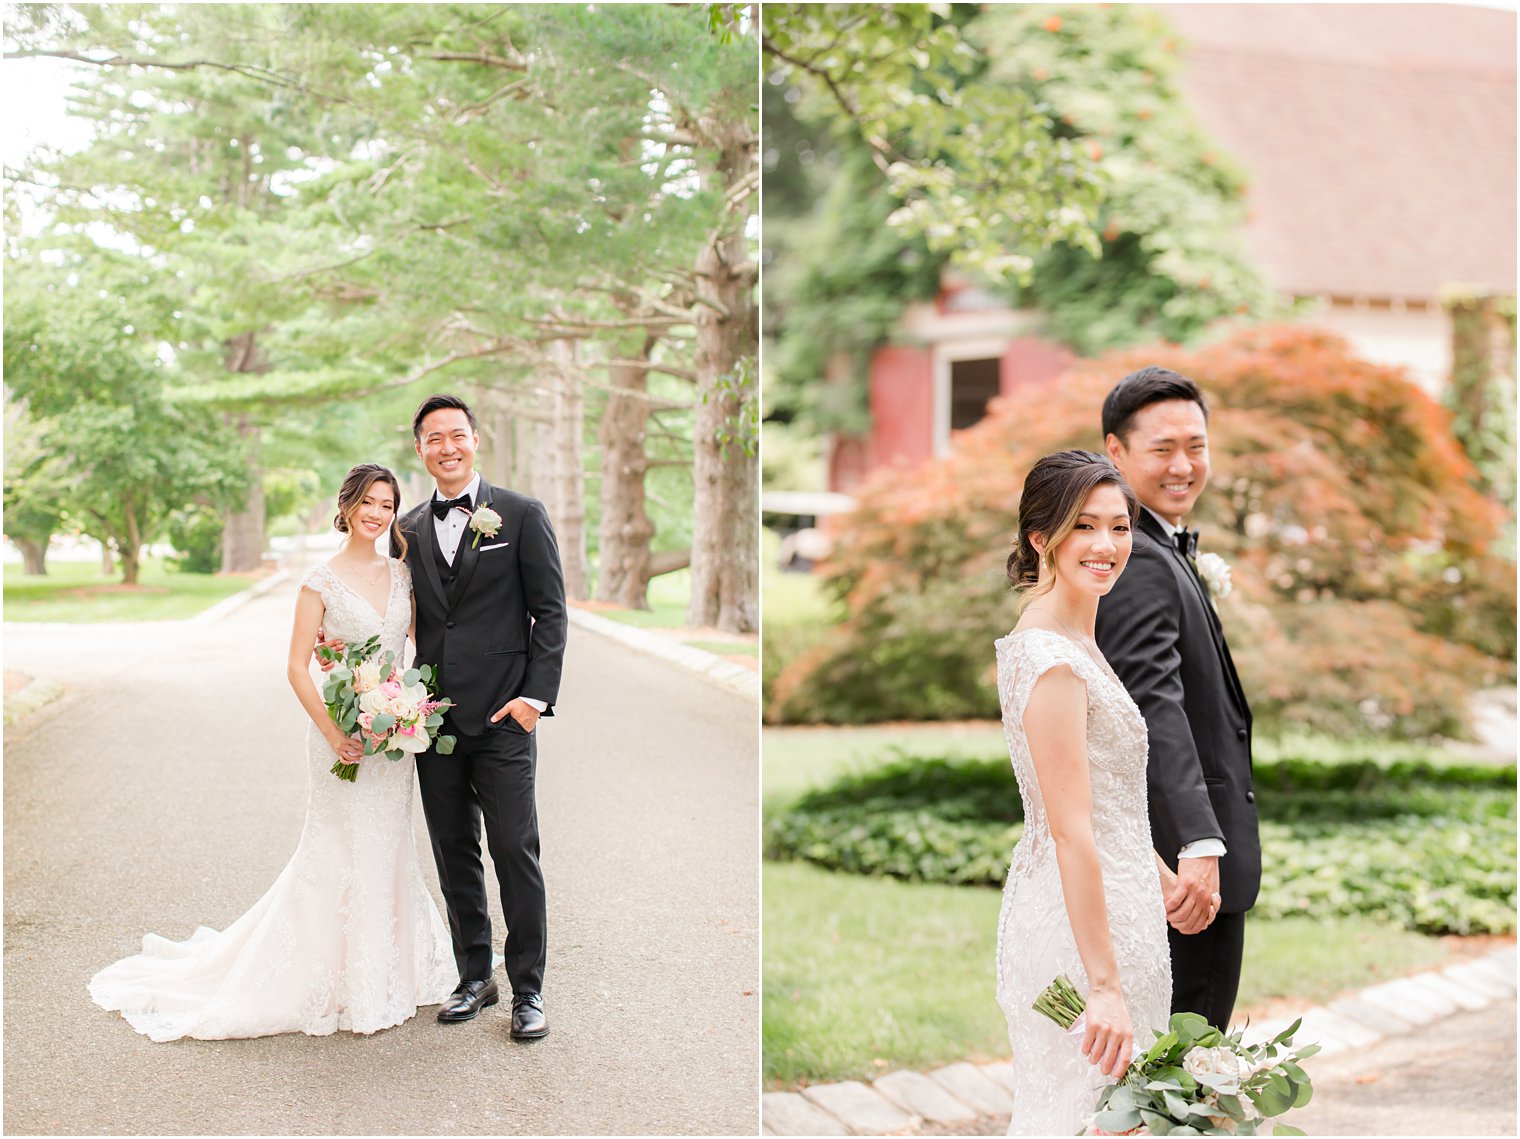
[
  {"xmin": 1096, "ymin": 510, "xmax": 1259, "ymax": 1028},
  {"xmin": 394, "ymin": 478, "xmax": 567, "ymax": 993}
]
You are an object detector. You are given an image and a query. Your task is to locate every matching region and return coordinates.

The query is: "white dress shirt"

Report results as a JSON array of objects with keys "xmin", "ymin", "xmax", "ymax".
[
  {"xmin": 430, "ymin": 474, "xmax": 546, "ymax": 715},
  {"xmin": 1140, "ymin": 505, "xmax": 1226, "ymax": 862}
]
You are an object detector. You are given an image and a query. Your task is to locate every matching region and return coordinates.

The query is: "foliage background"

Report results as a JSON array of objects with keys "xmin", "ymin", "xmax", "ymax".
[{"xmin": 769, "ymin": 324, "xmax": 1516, "ymax": 740}]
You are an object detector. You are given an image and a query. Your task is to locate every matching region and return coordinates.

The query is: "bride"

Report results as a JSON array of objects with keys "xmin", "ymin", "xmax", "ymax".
[
  {"xmin": 89, "ymin": 463, "xmax": 457, "ymax": 1041},
  {"xmin": 994, "ymin": 450, "xmax": 1215, "ymax": 1134}
]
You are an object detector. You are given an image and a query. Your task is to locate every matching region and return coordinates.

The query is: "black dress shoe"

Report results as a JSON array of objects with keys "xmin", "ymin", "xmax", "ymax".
[
  {"xmin": 510, "ymin": 993, "xmax": 548, "ymax": 1039},
  {"xmin": 438, "ymin": 977, "xmax": 499, "ymax": 1023}
]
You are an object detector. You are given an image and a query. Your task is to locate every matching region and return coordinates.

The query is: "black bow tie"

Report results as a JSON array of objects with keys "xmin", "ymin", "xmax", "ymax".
[
  {"xmin": 432, "ymin": 494, "xmax": 472, "ymax": 520},
  {"xmin": 1173, "ymin": 528, "xmax": 1200, "ymax": 559}
]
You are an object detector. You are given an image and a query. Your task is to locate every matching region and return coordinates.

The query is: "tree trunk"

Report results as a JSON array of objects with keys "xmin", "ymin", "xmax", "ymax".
[
  {"xmin": 100, "ymin": 540, "xmax": 115, "ymax": 576},
  {"xmin": 508, "ymin": 392, "xmax": 546, "ymax": 500},
  {"xmin": 17, "ymin": 537, "xmax": 49, "ymax": 576},
  {"xmin": 550, "ymin": 340, "xmax": 590, "ymax": 600},
  {"xmin": 120, "ymin": 504, "xmax": 142, "ymax": 586},
  {"xmin": 474, "ymin": 381, "xmax": 511, "ymax": 486},
  {"xmin": 688, "ymin": 133, "xmax": 759, "ymax": 634},
  {"xmin": 597, "ymin": 335, "xmax": 659, "ymax": 608},
  {"xmin": 220, "ymin": 332, "xmax": 269, "ymax": 572}
]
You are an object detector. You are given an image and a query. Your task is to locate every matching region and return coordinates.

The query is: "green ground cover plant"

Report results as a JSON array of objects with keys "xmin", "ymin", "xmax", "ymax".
[{"xmin": 767, "ymin": 755, "xmax": 1517, "ymax": 934}]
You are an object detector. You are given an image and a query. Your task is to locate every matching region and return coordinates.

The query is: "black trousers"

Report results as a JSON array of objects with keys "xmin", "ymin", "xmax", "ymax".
[
  {"xmin": 416, "ymin": 718, "xmax": 546, "ymax": 994},
  {"xmin": 1168, "ymin": 909, "xmax": 1246, "ymax": 1031}
]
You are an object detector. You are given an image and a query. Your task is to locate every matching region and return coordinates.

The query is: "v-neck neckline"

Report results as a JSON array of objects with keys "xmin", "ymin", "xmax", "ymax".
[{"xmin": 325, "ymin": 558, "xmax": 394, "ymax": 625}]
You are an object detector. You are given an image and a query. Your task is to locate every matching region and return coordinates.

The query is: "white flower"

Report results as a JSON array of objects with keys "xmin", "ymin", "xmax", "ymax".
[
  {"xmin": 388, "ymin": 722, "xmax": 431, "ymax": 753},
  {"xmin": 1195, "ymin": 552, "xmax": 1233, "ymax": 599},
  {"xmin": 352, "ymin": 659, "xmax": 383, "ymax": 694},
  {"xmin": 467, "ymin": 503, "xmax": 502, "ymax": 549},
  {"xmin": 1183, "ymin": 1044, "xmax": 1247, "ymax": 1088},
  {"xmin": 358, "ymin": 688, "xmax": 388, "ymax": 716}
]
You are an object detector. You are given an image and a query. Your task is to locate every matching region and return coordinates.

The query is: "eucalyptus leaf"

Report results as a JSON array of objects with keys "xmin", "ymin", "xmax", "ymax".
[
  {"xmin": 435, "ymin": 735, "xmax": 456, "ymax": 756},
  {"xmin": 1091, "ymin": 1108, "xmax": 1142, "ymax": 1133}
]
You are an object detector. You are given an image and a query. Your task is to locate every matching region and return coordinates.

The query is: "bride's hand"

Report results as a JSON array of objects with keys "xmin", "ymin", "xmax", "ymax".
[
  {"xmin": 1081, "ymin": 985, "xmax": 1134, "ymax": 1078},
  {"xmin": 326, "ymin": 730, "xmax": 363, "ymax": 765}
]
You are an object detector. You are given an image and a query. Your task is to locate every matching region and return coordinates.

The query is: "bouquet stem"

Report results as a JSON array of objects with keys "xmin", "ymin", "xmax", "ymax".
[
  {"xmin": 330, "ymin": 759, "xmax": 359, "ymax": 782},
  {"xmin": 1032, "ymin": 974, "xmax": 1087, "ymax": 1030}
]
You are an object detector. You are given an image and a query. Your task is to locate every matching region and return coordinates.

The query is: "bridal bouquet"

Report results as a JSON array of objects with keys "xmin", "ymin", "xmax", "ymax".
[
  {"xmin": 1033, "ymin": 975, "xmax": 1316, "ymax": 1136},
  {"xmin": 316, "ymin": 635, "xmax": 456, "ymax": 782}
]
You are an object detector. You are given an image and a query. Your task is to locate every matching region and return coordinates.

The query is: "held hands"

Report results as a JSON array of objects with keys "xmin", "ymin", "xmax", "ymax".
[
  {"xmin": 1165, "ymin": 855, "xmax": 1221, "ymax": 935},
  {"xmin": 491, "ymin": 697, "xmax": 540, "ymax": 733},
  {"xmin": 1081, "ymin": 984, "xmax": 1134, "ymax": 1079}
]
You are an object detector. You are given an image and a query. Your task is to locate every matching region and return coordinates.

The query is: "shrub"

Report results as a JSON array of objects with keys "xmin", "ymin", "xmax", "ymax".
[
  {"xmin": 165, "ymin": 507, "xmax": 224, "ymax": 574},
  {"xmin": 766, "ymin": 754, "xmax": 1518, "ymax": 935},
  {"xmin": 770, "ymin": 325, "xmax": 1516, "ymax": 736}
]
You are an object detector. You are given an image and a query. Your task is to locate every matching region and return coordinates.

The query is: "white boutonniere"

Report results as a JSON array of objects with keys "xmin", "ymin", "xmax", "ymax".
[
  {"xmin": 466, "ymin": 502, "xmax": 502, "ymax": 549},
  {"xmin": 1195, "ymin": 551, "xmax": 1233, "ymax": 600}
]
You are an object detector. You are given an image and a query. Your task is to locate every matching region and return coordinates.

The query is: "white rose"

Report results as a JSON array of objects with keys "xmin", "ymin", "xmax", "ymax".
[
  {"xmin": 469, "ymin": 505, "xmax": 502, "ymax": 538},
  {"xmin": 358, "ymin": 688, "xmax": 387, "ymax": 715},
  {"xmin": 1195, "ymin": 552, "xmax": 1233, "ymax": 599},
  {"xmin": 1183, "ymin": 1045, "xmax": 1246, "ymax": 1086}
]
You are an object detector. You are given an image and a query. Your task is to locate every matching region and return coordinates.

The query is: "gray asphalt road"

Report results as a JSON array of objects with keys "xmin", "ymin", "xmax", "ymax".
[{"xmin": 3, "ymin": 578, "xmax": 760, "ymax": 1135}]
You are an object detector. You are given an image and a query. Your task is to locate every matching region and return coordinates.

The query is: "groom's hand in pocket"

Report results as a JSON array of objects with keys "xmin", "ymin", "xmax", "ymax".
[{"xmin": 491, "ymin": 697, "xmax": 540, "ymax": 733}]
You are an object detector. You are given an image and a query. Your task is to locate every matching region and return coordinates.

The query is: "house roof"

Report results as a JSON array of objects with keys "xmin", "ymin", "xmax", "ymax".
[{"xmin": 1156, "ymin": 4, "xmax": 1516, "ymax": 301}]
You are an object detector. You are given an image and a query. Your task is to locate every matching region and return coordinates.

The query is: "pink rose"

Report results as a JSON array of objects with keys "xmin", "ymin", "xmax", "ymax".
[{"xmin": 379, "ymin": 680, "xmax": 402, "ymax": 699}]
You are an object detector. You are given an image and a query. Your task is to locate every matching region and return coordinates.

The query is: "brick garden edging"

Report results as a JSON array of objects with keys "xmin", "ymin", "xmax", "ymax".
[{"xmin": 762, "ymin": 945, "xmax": 1516, "ymax": 1135}]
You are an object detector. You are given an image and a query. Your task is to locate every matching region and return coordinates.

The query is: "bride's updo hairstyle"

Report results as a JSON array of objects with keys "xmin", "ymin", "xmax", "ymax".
[
  {"xmin": 334, "ymin": 463, "xmax": 409, "ymax": 560},
  {"xmin": 1007, "ymin": 449, "xmax": 1139, "ymax": 609}
]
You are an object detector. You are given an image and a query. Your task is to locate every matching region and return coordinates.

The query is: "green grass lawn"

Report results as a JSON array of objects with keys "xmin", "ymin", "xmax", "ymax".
[
  {"xmin": 3, "ymin": 557, "xmax": 259, "ymax": 622},
  {"xmin": 763, "ymin": 722, "xmax": 1008, "ymax": 813},
  {"xmin": 762, "ymin": 723, "xmax": 1482, "ymax": 1086},
  {"xmin": 591, "ymin": 569, "xmax": 692, "ymax": 629},
  {"xmin": 683, "ymin": 639, "xmax": 759, "ymax": 657},
  {"xmin": 763, "ymin": 860, "xmax": 1455, "ymax": 1088}
]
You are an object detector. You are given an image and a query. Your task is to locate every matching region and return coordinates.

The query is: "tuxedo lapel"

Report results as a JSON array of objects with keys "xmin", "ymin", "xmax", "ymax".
[
  {"xmin": 1141, "ymin": 512, "xmax": 1250, "ymax": 721},
  {"xmin": 417, "ymin": 504, "xmax": 447, "ymax": 609},
  {"xmin": 448, "ymin": 478, "xmax": 491, "ymax": 607}
]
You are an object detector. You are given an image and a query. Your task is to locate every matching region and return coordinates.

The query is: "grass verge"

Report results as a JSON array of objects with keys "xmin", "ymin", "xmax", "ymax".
[
  {"xmin": 763, "ymin": 860, "xmax": 1463, "ymax": 1088},
  {"xmin": 3, "ymin": 557, "xmax": 260, "ymax": 622}
]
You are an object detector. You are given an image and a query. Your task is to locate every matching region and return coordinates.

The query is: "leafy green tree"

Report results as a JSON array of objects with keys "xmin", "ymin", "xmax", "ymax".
[
  {"xmin": 2, "ymin": 400, "xmax": 72, "ymax": 575},
  {"xmin": 973, "ymin": 4, "xmax": 1278, "ymax": 354},
  {"xmin": 3, "ymin": 258, "xmax": 251, "ymax": 584},
  {"xmin": 8, "ymin": 4, "xmax": 759, "ymax": 623},
  {"xmin": 762, "ymin": 3, "xmax": 1103, "ymax": 282},
  {"xmin": 761, "ymin": 2, "xmax": 1276, "ymax": 467}
]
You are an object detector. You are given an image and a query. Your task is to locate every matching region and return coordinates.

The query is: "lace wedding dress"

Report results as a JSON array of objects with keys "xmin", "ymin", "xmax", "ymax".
[
  {"xmin": 994, "ymin": 628, "xmax": 1171, "ymax": 1135},
  {"xmin": 89, "ymin": 559, "xmax": 457, "ymax": 1041}
]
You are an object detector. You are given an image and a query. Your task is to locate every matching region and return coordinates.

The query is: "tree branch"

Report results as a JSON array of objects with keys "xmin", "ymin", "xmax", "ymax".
[
  {"xmin": 3, "ymin": 48, "xmax": 353, "ymax": 105},
  {"xmin": 420, "ymin": 50, "xmax": 527, "ymax": 71}
]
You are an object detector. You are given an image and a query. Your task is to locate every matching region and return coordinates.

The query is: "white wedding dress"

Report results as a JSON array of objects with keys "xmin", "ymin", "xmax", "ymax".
[
  {"xmin": 994, "ymin": 629, "xmax": 1171, "ymax": 1135},
  {"xmin": 89, "ymin": 559, "xmax": 457, "ymax": 1041}
]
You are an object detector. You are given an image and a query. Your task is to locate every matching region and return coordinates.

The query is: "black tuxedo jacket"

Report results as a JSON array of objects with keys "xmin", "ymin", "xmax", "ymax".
[
  {"xmin": 1095, "ymin": 511, "xmax": 1260, "ymax": 912},
  {"xmin": 394, "ymin": 478, "xmax": 567, "ymax": 737}
]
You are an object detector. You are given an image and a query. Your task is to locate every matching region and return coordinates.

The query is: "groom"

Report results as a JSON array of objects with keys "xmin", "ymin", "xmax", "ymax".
[
  {"xmin": 1094, "ymin": 367, "xmax": 1260, "ymax": 1032},
  {"xmin": 398, "ymin": 393, "xmax": 567, "ymax": 1039}
]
